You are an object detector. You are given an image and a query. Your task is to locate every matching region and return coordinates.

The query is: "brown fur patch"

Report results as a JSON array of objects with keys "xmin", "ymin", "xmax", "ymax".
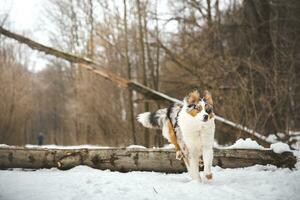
[
  {"xmin": 187, "ymin": 109, "xmax": 198, "ymax": 117},
  {"xmin": 167, "ymin": 120, "xmax": 180, "ymax": 152},
  {"xmin": 196, "ymin": 104, "xmax": 203, "ymax": 112},
  {"xmin": 187, "ymin": 90, "xmax": 200, "ymax": 104},
  {"xmin": 205, "ymin": 173, "xmax": 213, "ymax": 180},
  {"xmin": 187, "ymin": 104, "xmax": 203, "ymax": 117},
  {"xmin": 203, "ymin": 90, "xmax": 213, "ymax": 105}
]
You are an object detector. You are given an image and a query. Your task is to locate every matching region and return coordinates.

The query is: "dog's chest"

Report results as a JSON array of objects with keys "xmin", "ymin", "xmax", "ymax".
[
  {"xmin": 177, "ymin": 110, "xmax": 215, "ymax": 150},
  {"xmin": 177, "ymin": 111, "xmax": 203, "ymax": 145},
  {"xmin": 178, "ymin": 111, "xmax": 201, "ymax": 132}
]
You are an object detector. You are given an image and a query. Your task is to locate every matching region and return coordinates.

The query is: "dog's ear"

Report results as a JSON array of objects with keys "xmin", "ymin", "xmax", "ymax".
[
  {"xmin": 203, "ymin": 90, "xmax": 213, "ymax": 105},
  {"xmin": 187, "ymin": 90, "xmax": 200, "ymax": 104}
]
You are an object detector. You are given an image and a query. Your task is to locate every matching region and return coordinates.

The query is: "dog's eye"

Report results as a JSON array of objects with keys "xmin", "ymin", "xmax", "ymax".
[
  {"xmin": 205, "ymin": 107, "xmax": 212, "ymax": 114},
  {"xmin": 188, "ymin": 104, "xmax": 195, "ymax": 108}
]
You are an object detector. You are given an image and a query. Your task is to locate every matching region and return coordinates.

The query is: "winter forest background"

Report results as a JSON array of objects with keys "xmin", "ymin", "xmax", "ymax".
[{"xmin": 0, "ymin": 0, "xmax": 299, "ymax": 147}]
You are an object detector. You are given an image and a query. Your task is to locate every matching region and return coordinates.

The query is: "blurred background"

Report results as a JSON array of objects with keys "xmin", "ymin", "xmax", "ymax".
[{"xmin": 0, "ymin": 0, "xmax": 299, "ymax": 147}]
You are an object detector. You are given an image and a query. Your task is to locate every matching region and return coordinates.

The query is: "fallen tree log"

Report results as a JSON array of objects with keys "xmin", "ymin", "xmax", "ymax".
[{"xmin": 0, "ymin": 147, "xmax": 296, "ymax": 172}]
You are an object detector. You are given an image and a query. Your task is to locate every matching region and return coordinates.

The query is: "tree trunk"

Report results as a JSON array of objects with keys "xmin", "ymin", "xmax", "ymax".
[
  {"xmin": 123, "ymin": 0, "xmax": 137, "ymax": 144},
  {"xmin": 0, "ymin": 147, "xmax": 296, "ymax": 172},
  {"xmin": 136, "ymin": 0, "xmax": 150, "ymax": 147}
]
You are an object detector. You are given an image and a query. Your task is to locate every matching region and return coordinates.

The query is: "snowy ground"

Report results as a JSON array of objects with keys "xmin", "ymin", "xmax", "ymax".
[
  {"xmin": 0, "ymin": 165, "xmax": 300, "ymax": 200},
  {"xmin": 0, "ymin": 140, "xmax": 300, "ymax": 200}
]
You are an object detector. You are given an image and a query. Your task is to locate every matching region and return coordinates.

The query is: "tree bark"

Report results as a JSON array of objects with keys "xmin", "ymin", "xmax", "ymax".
[{"xmin": 0, "ymin": 147, "xmax": 296, "ymax": 172}]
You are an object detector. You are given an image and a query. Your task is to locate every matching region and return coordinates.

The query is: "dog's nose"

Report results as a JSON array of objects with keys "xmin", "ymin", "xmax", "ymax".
[{"xmin": 203, "ymin": 114, "xmax": 209, "ymax": 121}]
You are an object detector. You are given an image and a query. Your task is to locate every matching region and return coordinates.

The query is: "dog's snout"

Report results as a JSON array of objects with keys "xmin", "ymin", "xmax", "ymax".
[{"xmin": 203, "ymin": 114, "xmax": 209, "ymax": 121}]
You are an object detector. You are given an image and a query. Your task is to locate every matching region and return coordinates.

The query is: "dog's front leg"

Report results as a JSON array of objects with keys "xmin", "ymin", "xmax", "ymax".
[
  {"xmin": 187, "ymin": 153, "xmax": 200, "ymax": 181},
  {"xmin": 202, "ymin": 147, "xmax": 213, "ymax": 180}
]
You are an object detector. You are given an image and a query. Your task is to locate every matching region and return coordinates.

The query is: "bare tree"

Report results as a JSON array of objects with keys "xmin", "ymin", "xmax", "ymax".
[{"xmin": 136, "ymin": 0, "xmax": 150, "ymax": 147}]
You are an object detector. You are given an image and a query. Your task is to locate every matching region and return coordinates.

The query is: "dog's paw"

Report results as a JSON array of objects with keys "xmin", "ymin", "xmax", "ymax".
[
  {"xmin": 175, "ymin": 151, "xmax": 183, "ymax": 160},
  {"xmin": 200, "ymin": 173, "xmax": 213, "ymax": 183},
  {"xmin": 205, "ymin": 173, "xmax": 213, "ymax": 180}
]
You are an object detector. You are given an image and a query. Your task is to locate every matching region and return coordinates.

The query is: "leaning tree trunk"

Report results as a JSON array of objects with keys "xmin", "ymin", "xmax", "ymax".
[{"xmin": 0, "ymin": 147, "xmax": 296, "ymax": 172}]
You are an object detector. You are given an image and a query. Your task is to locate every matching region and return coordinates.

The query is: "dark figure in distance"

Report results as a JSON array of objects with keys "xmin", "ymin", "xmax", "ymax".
[{"xmin": 37, "ymin": 132, "xmax": 44, "ymax": 145}]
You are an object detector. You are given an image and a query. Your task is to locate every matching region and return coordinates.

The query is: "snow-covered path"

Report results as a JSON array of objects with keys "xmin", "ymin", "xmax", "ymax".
[{"xmin": 0, "ymin": 165, "xmax": 299, "ymax": 200}]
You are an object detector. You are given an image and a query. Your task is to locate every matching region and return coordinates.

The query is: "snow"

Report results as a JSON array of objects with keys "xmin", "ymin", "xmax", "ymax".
[
  {"xmin": 126, "ymin": 145, "xmax": 146, "ymax": 149},
  {"xmin": 0, "ymin": 144, "xmax": 10, "ymax": 148},
  {"xmin": 162, "ymin": 144, "xmax": 175, "ymax": 149},
  {"xmin": 0, "ymin": 141, "xmax": 300, "ymax": 199},
  {"xmin": 223, "ymin": 138, "xmax": 265, "ymax": 150},
  {"xmin": 294, "ymin": 151, "xmax": 300, "ymax": 169},
  {"xmin": 266, "ymin": 132, "xmax": 300, "ymax": 150},
  {"xmin": 0, "ymin": 165, "xmax": 299, "ymax": 200},
  {"xmin": 23, "ymin": 144, "xmax": 113, "ymax": 149},
  {"xmin": 270, "ymin": 142, "xmax": 291, "ymax": 154},
  {"xmin": 1, "ymin": 138, "xmax": 296, "ymax": 154},
  {"xmin": 0, "ymin": 144, "xmax": 148, "ymax": 150},
  {"xmin": 266, "ymin": 134, "xmax": 278, "ymax": 143},
  {"xmin": 0, "ymin": 138, "xmax": 294, "ymax": 153}
]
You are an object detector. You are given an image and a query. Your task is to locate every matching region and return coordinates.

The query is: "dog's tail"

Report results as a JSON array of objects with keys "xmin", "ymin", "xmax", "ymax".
[{"xmin": 137, "ymin": 108, "xmax": 167, "ymax": 129}]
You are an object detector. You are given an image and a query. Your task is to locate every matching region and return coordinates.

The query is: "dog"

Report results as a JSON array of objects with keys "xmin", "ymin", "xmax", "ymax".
[{"xmin": 137, "ymin": 90, "xmax": 215, "ymax": 181}]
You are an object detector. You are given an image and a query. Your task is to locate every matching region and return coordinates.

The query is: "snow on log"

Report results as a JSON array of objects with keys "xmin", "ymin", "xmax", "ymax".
[{"xmin": 0, "ymin": 147, "xmax": 296, "ymax": 172}]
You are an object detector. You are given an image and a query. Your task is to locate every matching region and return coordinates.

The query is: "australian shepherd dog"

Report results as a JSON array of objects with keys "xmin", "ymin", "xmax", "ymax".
[{"xmin": 137, "ymin": 90, "xmax": 215, "ymax": 181}]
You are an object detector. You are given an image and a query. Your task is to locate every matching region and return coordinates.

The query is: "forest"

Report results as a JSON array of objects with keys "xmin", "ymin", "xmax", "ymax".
[{"xmin": 0, "ymin": 0, "xmax": 299, "ymax": 147}]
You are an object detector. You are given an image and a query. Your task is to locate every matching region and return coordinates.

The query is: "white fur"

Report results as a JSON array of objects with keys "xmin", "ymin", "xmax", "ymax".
[
  {"xmin": 162, "ymin": 122, "xmax": 171, "ymax": 142},
  {"xmin": 137, "ymin": 112, "xmax": 153, "ymax": 128},
  {"xmin": 178, "ymin": 100, "xmax": 215, "ymax": 181},
  {"xmin": 137, "ymin": 111, "xmax": 171, "ymax": 141},
  {"xmin": 137, "ymin": 108, "xmax": 167, "ymax": 129}
]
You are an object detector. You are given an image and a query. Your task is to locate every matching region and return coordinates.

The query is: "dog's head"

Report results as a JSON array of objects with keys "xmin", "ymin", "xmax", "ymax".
[{"xmin": 183, "ymin": 90, "xmax": 214, "ymax": 122}]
